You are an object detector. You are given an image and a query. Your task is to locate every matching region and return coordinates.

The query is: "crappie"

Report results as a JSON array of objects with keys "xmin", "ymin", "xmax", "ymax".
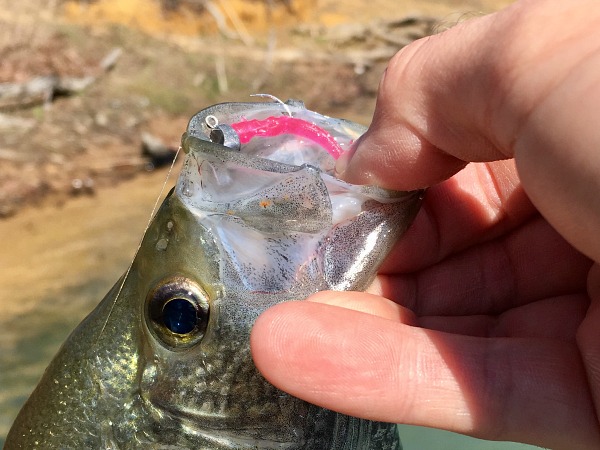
[{"xmin": 5, "ymin": 99, "xmax": 422, "ymax": 449}]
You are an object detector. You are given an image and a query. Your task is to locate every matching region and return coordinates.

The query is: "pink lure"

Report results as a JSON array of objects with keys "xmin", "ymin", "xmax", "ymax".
[{"xmin": 230, "ymin": 116, "xmax": 344, "ymax": 159}]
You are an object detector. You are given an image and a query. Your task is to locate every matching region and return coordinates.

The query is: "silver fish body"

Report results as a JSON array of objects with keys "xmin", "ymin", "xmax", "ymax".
[{"xmin": 6, "ymin": 100, "xmax": 422, "ymax": 449}]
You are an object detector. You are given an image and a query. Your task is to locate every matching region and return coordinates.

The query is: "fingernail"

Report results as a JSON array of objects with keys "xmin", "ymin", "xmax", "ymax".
[{"xmin": 335, "ymin": 134, "xmax": 363, "ymax": 179}]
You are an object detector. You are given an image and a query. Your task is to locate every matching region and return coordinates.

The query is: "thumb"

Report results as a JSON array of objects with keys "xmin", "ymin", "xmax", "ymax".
[
  {"xmin": 335, "ymin": 2, "xmax": 536, "ymax": 190},
  {"xmin": 336, "ymin": 12, "xmax": 510, "ymax": 190},
  {"xmin": 337, "ymin": 0, "xmax": 600, "ymax": 264}
]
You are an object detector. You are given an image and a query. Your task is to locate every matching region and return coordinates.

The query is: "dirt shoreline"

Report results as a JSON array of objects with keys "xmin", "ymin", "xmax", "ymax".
[
  {"xmin": 0, "ymin": 166, "xmax": 176, "ymax": 318},
  {"xmin": 0, "ymin": 0, "xmax": 512, "ymax": 219}
]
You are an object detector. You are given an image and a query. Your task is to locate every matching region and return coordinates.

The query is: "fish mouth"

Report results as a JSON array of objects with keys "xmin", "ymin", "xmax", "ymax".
[{"xmin": 143, "ymin": 396, "xmax": 303, "ymax": 449}]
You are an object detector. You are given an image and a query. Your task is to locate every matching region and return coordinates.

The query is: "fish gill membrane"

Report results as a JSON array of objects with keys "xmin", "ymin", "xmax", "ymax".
[{"xmin": 5, "ymin": 99, "xmax": 423, "ymax": 449}]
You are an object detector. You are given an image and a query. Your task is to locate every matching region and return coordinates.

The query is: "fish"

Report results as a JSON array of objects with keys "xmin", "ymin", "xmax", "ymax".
[{"xmin": 5, "ymin": 98, "xmax": 423, "ymax": 449}]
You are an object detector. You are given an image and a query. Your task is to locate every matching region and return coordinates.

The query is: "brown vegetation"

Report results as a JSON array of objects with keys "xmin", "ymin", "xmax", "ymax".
[{"xmin": 0, "ymin": 0, "xmax": 511, "ymax": 217}]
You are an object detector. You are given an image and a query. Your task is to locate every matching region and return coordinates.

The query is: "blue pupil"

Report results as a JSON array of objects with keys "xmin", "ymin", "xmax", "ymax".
[{"xmin": 162, "ymin": 298, "xmax": 197, "ymax": 334}]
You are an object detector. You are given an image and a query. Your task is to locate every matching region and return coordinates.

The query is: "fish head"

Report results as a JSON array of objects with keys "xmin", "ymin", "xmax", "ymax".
[
  {"xmin": 133, "ymin": 185, "xmax": 312, "ymax": 447},
  {"xmin": 6, "ymin": 100, "xmax": 422, "ymax": 449}
]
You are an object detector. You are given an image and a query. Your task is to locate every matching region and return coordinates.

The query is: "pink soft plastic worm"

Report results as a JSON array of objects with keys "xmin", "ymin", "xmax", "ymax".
[{"xmin": 230, "ymin": 116, "xmax": 344, "ymax": 159}]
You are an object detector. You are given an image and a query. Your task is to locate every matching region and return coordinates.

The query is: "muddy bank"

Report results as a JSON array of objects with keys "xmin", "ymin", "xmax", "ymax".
[
  {"xmin": 0, "ymin": 167, "xmax": 176, "ymax": 317},
  {"xmin": 0, "ymin": 0, "xmax": 512, "ymax": 218}
]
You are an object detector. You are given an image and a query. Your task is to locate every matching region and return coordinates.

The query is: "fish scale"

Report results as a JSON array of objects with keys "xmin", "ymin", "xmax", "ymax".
[{"xmin": 6, "ymin": 99, "xmax": 423, "ymax": 449}]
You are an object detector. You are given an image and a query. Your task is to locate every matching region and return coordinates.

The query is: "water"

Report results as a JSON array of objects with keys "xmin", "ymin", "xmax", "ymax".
[
  {"xmin": 0, "ymin": 284, "xmax": 109, "ymax": 443},
  {"xmin": 0, "ymin": 169, "xmax": 171, "ymax": 446},
  {"xmin": 0, "ymin": 169, "xmax": 542, "ymax": 449},
  {"xmin": 398, "ymin": 425, "xmax": 542, "ymax": 449}
]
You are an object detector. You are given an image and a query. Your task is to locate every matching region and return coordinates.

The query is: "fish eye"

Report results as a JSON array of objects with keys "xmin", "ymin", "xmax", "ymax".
[
  {"xmin": 162, "ymin": 298, "xmax": 197, "ymax": 334},
  {"xmin": 146, "ymin": 277, "xmax": 209, "ymax": 349}
]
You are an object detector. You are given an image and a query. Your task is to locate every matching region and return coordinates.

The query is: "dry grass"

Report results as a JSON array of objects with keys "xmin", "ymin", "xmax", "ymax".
[
  {"xmin": 0, "ymin": 0, "xmax": 513, "ymax": 218},
  {"xmin": 0, "ymin": 1, "xmax": 59, "ymax": 50}
]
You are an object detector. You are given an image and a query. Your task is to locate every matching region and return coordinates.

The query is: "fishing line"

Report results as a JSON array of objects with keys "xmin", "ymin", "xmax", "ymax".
[
  {"xmin": 250, "ymin": 93, "xmax": 292, "ymax": 116},
  {"xmin": 97, "ymin": 145, "xmax": 182, "ymax": 341}
]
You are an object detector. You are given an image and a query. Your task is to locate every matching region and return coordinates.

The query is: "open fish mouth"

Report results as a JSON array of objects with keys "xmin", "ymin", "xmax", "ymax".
[{"xmin": 176, "ymin": 99, "xmax": 423, "ymax": 296}]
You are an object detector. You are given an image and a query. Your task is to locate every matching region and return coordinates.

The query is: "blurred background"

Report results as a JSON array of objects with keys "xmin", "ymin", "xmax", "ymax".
[{"xmin": 0, "ymin": 0, "xmax": 543, "ymax": 448}]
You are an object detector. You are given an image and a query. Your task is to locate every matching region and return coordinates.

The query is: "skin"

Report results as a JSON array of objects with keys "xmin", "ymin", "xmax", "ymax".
[{"xmin": 250, "ymin": 1, "xmax": 600, "ymax": 449}]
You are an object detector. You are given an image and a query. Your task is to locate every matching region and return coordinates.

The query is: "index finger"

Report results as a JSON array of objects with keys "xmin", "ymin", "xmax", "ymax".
[{"xmin": 251, "ymin": 301, "xmax": 600, "ymax": 449}]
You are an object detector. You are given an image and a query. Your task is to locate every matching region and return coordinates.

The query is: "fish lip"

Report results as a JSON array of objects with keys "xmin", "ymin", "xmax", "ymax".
[{"xmin": 141, "ymin": 395, "xmax": 302, "ymax": 448}]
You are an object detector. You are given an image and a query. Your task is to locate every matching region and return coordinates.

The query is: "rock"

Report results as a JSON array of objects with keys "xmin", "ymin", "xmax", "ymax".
[{"xmin": 141, "ymin": 132, "xmax": 177, "ymax": 170}]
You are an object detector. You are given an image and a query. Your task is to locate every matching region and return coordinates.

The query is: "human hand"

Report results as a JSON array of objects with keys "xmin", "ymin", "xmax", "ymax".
[{"xmin": 251, "ymin": 1, "xmax": 600, "ymax": 449}]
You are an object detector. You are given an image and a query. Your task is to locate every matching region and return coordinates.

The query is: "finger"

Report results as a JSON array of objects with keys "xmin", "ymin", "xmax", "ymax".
[
  {"xmin": 577, "ymin": 264, "xmax": 600, "ymax": 422},
  {"xmin": 514, "ymin": 48, "xmax": 600, "ymax": 263},
  {"xmin": 306, "ymin": 290, "xmax": 417, "ymax": 325},
  {"xmin": 251, "ymin": 301, "xmax": 600, "ymax": 449},
  {"xmin": 338, "ymin": 1, "xmax": 600, "ymax": 191},
  {"xmin": 339, "ymin": 0, "xmax": 600, "ymax": 262},
  {"xmin": 418, "ymin": 294, "xmax": 589, "ymax": 341},
  {"xmin": 336, "ymin": 8, "xmax": 512, "ymax": 189},
  {"xmin": 335, "ymin": 17, "xmax": 506, "ymax": 189},
  {"xmin": 378, "ymin": 159, "xmax": 535, "ymax": 273},
  {"xmin": 371, "ymin": 217, "xmax": 592, "ymax": 315}
]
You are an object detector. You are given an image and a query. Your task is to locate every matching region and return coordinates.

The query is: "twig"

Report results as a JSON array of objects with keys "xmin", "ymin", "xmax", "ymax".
[
  {"xmin": 203, "ymin": 0, "xmax": 238, "ymax": 40},
  {"xmin": 215, "ymin": 54, "xmax": 228, "ymax": 93},
  {"xmin": 99, "ymin": 47, "xmax": 123, "ymax": 72},
  {"xmin": 215, "ymin": 0, "xmax": 254, "ymax": 46},
  {"xmin": 0, "ymin": 75, "xmax": 57, "ymax": 109},
  {"xmin": 251, "ymin": 29, "xmax": 276, "ymax": 91},
  {"xmin": 0, "ymin": 47, "xmax": 122, "ymax": 110}
]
